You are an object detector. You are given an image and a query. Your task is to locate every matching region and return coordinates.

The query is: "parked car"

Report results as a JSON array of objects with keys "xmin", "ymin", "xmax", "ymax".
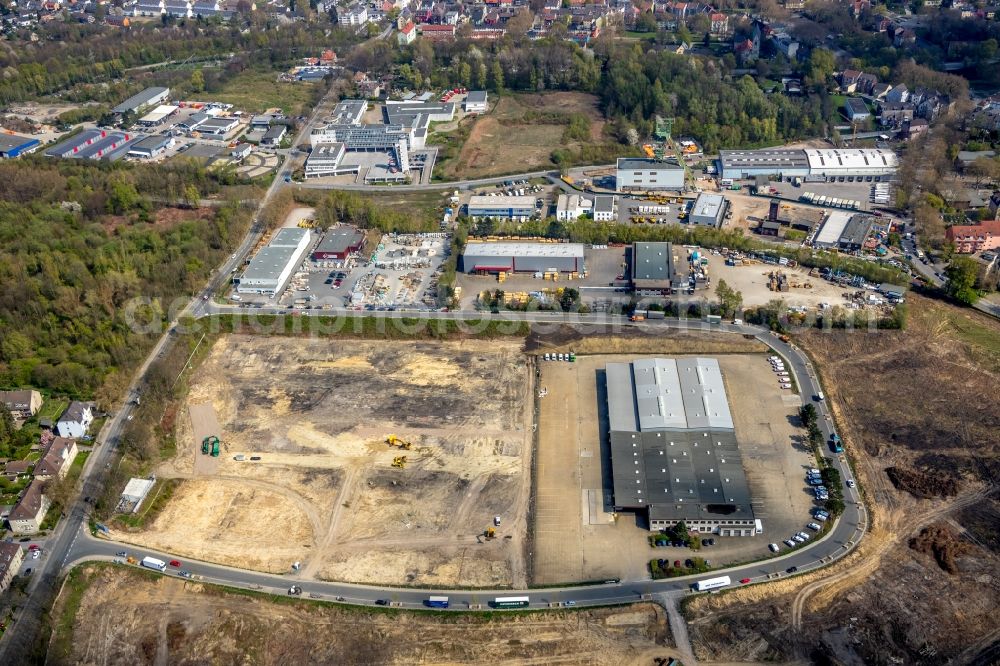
[
  {"xmin": 116, "ymin": 551, "xmax": 128, "ymax": 557},
  {"xmin": 288, "ymin": 585, "xmax": 302, "ymax": 595},
  {"xmin": 846, "ymin": 479, "xmax": 856, "ymax": 488},
  {"xmin": 792, "ymin": 535, "xmax": 805, "ymax": 543},
  {"xmin": 807, "ymin": 523, "xmax": 821, "ymax": 531},
  {"xmin": 768, "ymin": 543, "xmax": 780, "ymax": 553},
  {"xmin": 786, "ymin": 566, "xmax": 798, "ymax": 574},
  {"xmin": 740, "ymin": 578, "xmax": 751, "ymax": 584},
  {"xmin": 375, "ymin": 599, "xmax": 389, "ymax": 606},
  {"xmin": 178, "ymin": 571, "xmax": 193, "ymax": 578}
]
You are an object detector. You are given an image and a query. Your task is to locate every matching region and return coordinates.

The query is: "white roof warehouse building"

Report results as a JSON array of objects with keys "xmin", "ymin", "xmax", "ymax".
[
  {"xmin": 113, "ymin": 87, "xmax": 171, "ymax": 115},
  {"xmin": 719, "ymin": 148, "xmax": 897, "ymax": 182},
  {"xmin": 462, "ymin": 241, "xmax": 585, "ymax": 274},
  {"xmin": 616, "ymin": 158, "xmax": 686, "ymax": 192},
  {"xmin": 690, "ymin": 192, "xmax": 726, "ymax": 227},
  {"xmin": 236, "ymin": 228, "xmax": 312, "ymax": 295},
  {"xmin": 606, "ymin": 358, "xmax": 757, "ymax": 535}
]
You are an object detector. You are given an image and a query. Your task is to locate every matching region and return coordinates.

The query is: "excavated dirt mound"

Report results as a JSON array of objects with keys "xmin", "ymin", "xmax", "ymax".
[
  {"xmin": 886, "ymin": 466, "xmax": 960, "ymax": 499},
  {"xmin": 908, "ymin": 523, "xmax": 970, "ymax": 574}
]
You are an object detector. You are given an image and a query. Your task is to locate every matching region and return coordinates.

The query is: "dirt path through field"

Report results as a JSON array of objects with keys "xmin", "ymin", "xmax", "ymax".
[{"xmin": 301, "ymin": 466, "xmax": 360, "ymax": 578}]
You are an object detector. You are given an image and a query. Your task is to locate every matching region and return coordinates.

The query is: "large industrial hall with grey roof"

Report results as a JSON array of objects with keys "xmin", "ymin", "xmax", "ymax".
[{"xmin": 606, "ymin": 358, "xmax": 758, "ymax": 536}]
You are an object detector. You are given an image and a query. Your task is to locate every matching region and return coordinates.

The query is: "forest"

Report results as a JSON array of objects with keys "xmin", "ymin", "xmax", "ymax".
[
  {"xmin": 0, "ymin": 159, "xmax": 252, "ymax": 404},
  {"xmin": 384, "ymin": 37, "xmax": 832, "ymax": 152}
]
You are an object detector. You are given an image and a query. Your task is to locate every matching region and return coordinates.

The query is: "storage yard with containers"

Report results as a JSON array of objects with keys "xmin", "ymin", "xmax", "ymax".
[{"xmin": 120, "ymin": 336, "xmax": 534, "ymax": 587}]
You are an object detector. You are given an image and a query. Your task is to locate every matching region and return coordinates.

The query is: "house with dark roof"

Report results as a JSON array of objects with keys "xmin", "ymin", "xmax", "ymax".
[
  {"xmin": 34, "ymin": 437, "xmax": 78, "ymax": 480},
  {"xmin": 0, "ymin": 543, "xmax": 24, "ymax": 594},
  {"xmin": 8, "ymin": 481, "xmax": 50, "ymax": 535},
  {"xmin": 3, "ymin": 460, "xmax": 32, "ymax": 480},
  {"xmin": 0, "ymin": 390, "xmax": 42, "ymax": 420}
]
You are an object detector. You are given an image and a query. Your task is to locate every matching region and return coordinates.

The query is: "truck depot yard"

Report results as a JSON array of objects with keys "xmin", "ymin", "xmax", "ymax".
[
  {"xmin": 532, "ymin": 348, "xmax": 817, "ymax": 585},
  {"xmin": 118, "ymin": 336, "xmax": 533, "ymax": 587}
]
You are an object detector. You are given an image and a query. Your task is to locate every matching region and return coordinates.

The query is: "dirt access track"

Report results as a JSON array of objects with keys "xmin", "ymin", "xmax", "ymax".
[
  {"xmin": 121, "ymin": 336, "xmax": 533, "ymax": 588},
  {"xmin": 49, "ymin": 564, "xmax": 674, "ymax": 666}
]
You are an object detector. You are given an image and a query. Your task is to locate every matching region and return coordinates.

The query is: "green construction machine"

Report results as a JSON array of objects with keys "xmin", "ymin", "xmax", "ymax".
[{"xmin": 202, "ymin": 435, "xmax": 221, "ymax": 457}]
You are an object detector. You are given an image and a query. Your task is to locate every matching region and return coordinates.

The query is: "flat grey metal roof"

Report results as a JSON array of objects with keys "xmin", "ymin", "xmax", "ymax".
[
  {"xmin": 611, "ymin": 429, "xmax": 754, "ymax": 521},
  {"xmin": 270, "ymin": 228, "xmax": 309, "ymax": 247},
  {"xmin": 632, "ymin": 242, "xmax": 674, "ymax": 284},
  {"xmin": 330, "ymin": 100, "xmax": 367, "ymax": 125},
  {"xmin": 839, "ymin": 215, "xmax": 874, "ymax": 246},
  {"xmin": 112, "ymin": 87, "xmax": 169, "ymax": 114},
  {"xmin": 594, "ymin": 195, "xmax": 615, "ymax": 213},
  {"xmin": 130, "ymin": 135, "xmax": 172, "ymax": 151},
  {"xmin": 466, "ymin": 91, "xmax": 488, "ymax": 103},
  {"xmin": 0, "ymin": 134, "xmax": 38, "ymax": 152},
  {"xmin": 314, "ymin": 226, "xmax": 365, "ymax": 254},
  {"xmin": 463, "ymin": 241, "xmax": 584, "ymax": 258},
  {"xmin": 692, "ymin": 193, "xmax": 725, "ymax": 220},
  {"xmin": 617, "ymin": 157, "xmax": 685, "ymax": 172},
  {"xmin": 242, "ymin": 245, "xmax": 301, "ymax": 282},
  {"xmin": 606, "ymin": 357, "xmax": 750, "ymax": 521},
  {"xmin": 718, "ymin": 149, "xmax": 810, "ymax": 169}
]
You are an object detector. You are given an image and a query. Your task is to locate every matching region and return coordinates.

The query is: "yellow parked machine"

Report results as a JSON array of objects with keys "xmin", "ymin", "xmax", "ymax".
[
  {"xmin": 392, "ymin": 456, "xmax": 407, "ymax": 468},
  {"xmin": 386, "ymin": 435, "xmax": 412, "ymax": 450},
  {"xmin": 485, "ymin": 527, "xmax": 496, "ymax": 539}
]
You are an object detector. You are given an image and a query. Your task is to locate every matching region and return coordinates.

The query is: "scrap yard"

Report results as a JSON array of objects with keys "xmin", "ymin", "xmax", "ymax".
[{"xmin": 119, "ymin": 336, "xmax": 533, "ymax": 587}]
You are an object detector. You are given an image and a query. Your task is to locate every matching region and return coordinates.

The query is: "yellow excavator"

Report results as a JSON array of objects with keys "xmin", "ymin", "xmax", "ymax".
[
  {"xmin": 391, "ymin": 456, "xmax": 407, "ymax": 468},
  {"xmin": 386, "ymin": 435, "xmax": 412, "ymax": 450},
  {"xmin": 484, "ymin": 527, "xmax": 496, "ymax": 539}
]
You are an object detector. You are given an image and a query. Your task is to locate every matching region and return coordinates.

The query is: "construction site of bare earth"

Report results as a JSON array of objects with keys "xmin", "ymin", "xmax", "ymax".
[{"xmin": 114, "ymin": 335, "xmax": 534, "ymax": 588}]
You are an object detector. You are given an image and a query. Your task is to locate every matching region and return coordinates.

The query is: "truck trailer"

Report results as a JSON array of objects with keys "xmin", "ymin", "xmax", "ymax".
[{"xmin": 141, "ymin": 556, "xmax": 167, "ymax": 572}]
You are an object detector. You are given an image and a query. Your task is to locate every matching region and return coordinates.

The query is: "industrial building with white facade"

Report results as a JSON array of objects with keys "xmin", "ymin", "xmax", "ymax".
[
  {"xmin": 616, "ymin": 158, "xmax": 686, "ymax": 192},
  {"xmin": 461, "ymin": 242, "xmax": 585, "ymax": 274},
  {"xmin": 718, "ymin": 148, "xmax": 898, "ymax": 182},
  {"xmin": 236, "ymin": 228, "xmax": 312, "ymax": 295},
  {"xmin": 606, "ymin": 358, "xmax": 757, "ymax": 535},
  {"xmin": 689, "ymin": 192, "xmax": 727, "ymax": 227},
  {"xmin": 467, "ymin": 195, "xmax": 536, "ymax": 221}
]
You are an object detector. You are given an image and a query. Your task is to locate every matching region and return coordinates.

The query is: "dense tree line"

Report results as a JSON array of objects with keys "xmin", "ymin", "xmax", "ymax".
[
  {"xmin": 0, "ymin": 160, "xmax": 251, "ymax": 402},
  {"xmin": 0, "ymin": 20, "xmax": 359, "ymax": 105},
  {"xmin": 387, "ymin": 37, "xmax": 830, "ymax": 152}
]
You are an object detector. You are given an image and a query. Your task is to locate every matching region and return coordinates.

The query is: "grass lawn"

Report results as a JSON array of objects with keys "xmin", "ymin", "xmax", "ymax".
[
  {"xmin": 36, "ymin": 397, "xmax": 68, "ymax": 423},
  {"xmin": 69, "ymin": 450, "xmax": 89, "ymax": 478},
  {"xmin": 209, "ymin": 70, "xmax": 317, "ymax": 115},
  {"xmin": 364, "ymin": 190, "xmax": 450, "ymax": 229},
  {"xmin": 624, "ymin": 31, "xmax": 657, "ymax": 40}
]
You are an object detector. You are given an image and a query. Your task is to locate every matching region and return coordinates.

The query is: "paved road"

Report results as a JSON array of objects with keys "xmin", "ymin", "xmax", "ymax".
[
  {"xmin": 0, "ymin": 83, "xmax": 343, "ymax": 663},
  {"xmin": 56, "ymin": 318, "xmax": 864, "ymax": 610}
]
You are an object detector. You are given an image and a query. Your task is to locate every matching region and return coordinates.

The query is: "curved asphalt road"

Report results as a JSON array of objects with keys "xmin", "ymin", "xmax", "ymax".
[{"xmin": 60, "ymin": 315, "xmax": 865, "ymax": 611}]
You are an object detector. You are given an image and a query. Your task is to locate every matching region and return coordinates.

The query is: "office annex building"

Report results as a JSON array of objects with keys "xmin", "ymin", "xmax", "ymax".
[{"xmin": 606, "ymin": 358, "xmax": 758, "ymax": 536}]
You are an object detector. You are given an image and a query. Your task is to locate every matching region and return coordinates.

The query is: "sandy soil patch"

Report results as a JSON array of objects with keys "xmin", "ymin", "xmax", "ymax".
[
  {"xmin": 139, "ymin": 336, "xmax": 533, "ymax": 587},
  {"xmin": 50, "ymin": 564, "xmax": 674, "ymax": 666}
]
